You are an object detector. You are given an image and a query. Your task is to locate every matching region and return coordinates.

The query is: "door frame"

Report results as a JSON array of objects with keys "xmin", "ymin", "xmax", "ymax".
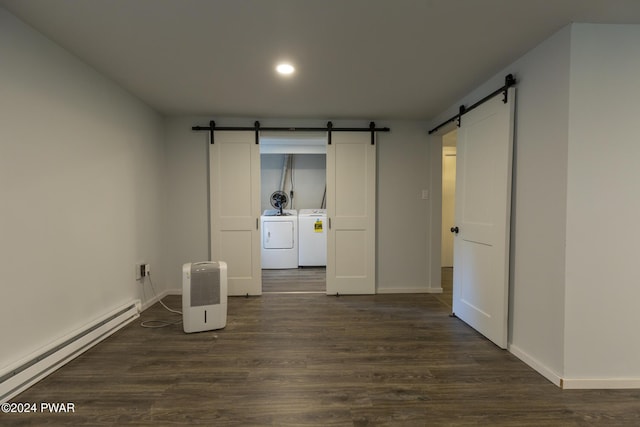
[
  {"xmin": 428, "ymin": 122, "xmax": 459, "ymax": 295},
  {"xmin": 200, "ymin": 122, "xmax": 387, "ymax": 296},
  {"xmin": 441, "ymin": 140, "xmax": 457, "ymax": 268}
]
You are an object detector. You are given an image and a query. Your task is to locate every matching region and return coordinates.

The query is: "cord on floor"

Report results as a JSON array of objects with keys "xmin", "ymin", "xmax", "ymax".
[{"xmin": 140, "ymin": 272, "xmax": 182, "ymax": 328}]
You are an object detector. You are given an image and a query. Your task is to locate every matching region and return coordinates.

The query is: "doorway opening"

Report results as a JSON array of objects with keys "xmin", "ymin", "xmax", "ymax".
[
  {"xmin": 259, "ymin": 132, "xmax": 327, "ymax": 294},
  {"xmin": 440, "ymin": 129, "xmax": 457, "ymax": 308}
]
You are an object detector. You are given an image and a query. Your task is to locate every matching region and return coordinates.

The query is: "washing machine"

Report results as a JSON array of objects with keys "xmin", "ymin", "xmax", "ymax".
[
  {"xmin": 261, "ymin": 209, "xmax": 298, "ymax": 269},
  {"xmin": 298, "ymin": 209, "xmax": 327, "ymax": 267}
]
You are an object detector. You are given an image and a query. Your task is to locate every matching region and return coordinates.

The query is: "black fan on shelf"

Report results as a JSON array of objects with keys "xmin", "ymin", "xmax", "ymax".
[{"xmin": 270, "ymin": 190, "xmax": 289, "ymax": 215}]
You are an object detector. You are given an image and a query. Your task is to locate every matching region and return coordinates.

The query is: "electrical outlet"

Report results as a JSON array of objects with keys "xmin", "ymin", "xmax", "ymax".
[
  {"xmin": 135, "ymin": 262, "xmax": 146, "ymax": 281},
  {"xmin": 144, "ymin": 264, "xmax": 150, "ymax": 276}
]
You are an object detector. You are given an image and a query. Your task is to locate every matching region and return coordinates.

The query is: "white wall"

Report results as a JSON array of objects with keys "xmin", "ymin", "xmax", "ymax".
[
  {"xmin": 430, "ymin": 23, "xmax": 640, "ymax": 387},
  {"xmin": 260, "ymin": 154, "xmax": 326, "ymax": 211},
  {"xmin": 376, "ymin": 121, "xmax": 433, "ymax": 293},
  {"xmin": 505, "ymin": 25, "xmax": 572, "ymax": 384},
  {"xmin": 428, "ymin": 26, "xmax": 572, "ymax": 383},
  {"xmin": 564, "ymin": 24, "xmax": 640, "ymax": 383},
  {"xmin": 0, "ymin": 8, "xmax": 165, "ymax": 371},
  {"xmin": 163, "ymin": 117, "xmax": 210, "ymax": 291},
  {"xmin": 164, "ymin": 117, "xmax": 432, "ymax": 293}
]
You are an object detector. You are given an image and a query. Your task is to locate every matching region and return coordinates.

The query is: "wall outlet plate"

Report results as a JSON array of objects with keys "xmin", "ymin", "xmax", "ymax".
[{"xmin": 135, "ymin": 262, "xmax": 146, "ymax": 280}]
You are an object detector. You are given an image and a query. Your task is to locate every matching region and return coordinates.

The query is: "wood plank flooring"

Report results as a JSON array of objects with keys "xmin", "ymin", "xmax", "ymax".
[
  {"xmin": 262, "ymin": 268, "xmax": 326, "ymax": 293},
  {"xmin": 3, "ymin": 269, "xmax": 640, "ymax": 426},
  {"xmin": 433, "ymin": 267, "xmax": 453, "ymax": 310}
]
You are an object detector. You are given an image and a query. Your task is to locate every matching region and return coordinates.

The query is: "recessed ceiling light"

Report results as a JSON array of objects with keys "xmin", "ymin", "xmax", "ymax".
[{"xmin": 276, "ymin": 63, "xmax": 295, "ymax": 75}]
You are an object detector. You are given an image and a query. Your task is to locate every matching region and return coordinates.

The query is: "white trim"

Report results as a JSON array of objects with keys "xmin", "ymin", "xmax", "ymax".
[
  {"xmin": 139, "ymin": 288, "xmax": 181, "ymax": 311},
  {"xmin": 509, "ymin": 344, "xmax": 562, "ymax": 387},
  {"xmin": 509, "ymin": 344, "xmax": 640, "ymax": 389},
  {"xmin": 561, "ymin": 378, "xmax": 640, "ymax": 390},
  {"xmin": 376, "ymin": 287, "xmax": 435, "ymax": 294},
  {"xmin": 0, "ymin": 300, "xmax": 140, "ymax": 403}
]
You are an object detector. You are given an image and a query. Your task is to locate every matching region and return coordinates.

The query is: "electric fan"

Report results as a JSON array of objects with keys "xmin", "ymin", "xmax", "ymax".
[{"xmin": 270, "ymin": 190, "xmax": 289, "ymax": 215}]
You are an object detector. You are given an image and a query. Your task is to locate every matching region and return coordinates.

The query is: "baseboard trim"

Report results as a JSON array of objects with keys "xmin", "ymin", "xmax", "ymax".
[
  {"xmin": 509, "ymin": 344, "xmax": 562, "ymax": 387},
  {"xmin": 376, "ymin": 287, "xmax": 434, "ymax": 294},
  {"xmin": 139, "ymin": 287, "xmax": 183, "ymax": 311},
  {"xmin": 509, "ymin": 345, "xmax": 640, "ymax": 389},
  {"xmin": 561, "ymin": 378, "xmax": 640, "ymax": 389},
  {"xmin": 0, "ymin": 300, "xmax": 140, "ymax": 403}
]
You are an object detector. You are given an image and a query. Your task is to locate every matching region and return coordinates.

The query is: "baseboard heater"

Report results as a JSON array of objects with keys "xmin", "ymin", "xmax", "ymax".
[{"xmin": 0, "ymin": 300, "xmax": 140, "ymax": 403}]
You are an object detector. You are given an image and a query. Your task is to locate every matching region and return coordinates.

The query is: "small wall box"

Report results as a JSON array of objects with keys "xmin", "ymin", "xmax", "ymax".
[{"xmin": 182, "ymin": 261, "xmax": 228, "ymax": 333}]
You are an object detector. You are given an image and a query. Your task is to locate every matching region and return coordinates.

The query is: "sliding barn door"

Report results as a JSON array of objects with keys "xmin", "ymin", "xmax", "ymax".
[
  {"xmin": 326, "ymin": 132, "xmax": 376, "ymax": 295},
  {"xmin": 209, "ymin": 131, "xmax": 261, "ymax": 296},
  {"xmin": 452, "ymin": 88, "xmax": 515, "ymax": 348}
]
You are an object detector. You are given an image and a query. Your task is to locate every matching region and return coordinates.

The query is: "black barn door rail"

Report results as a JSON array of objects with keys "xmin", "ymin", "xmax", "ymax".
[
  {"xmin": 192, "ymin": 121, "xmax": 390, "ymax": 145},
  {"xmin": 428, "ymin": 74, "xmax": 516, "ymax": 135}
]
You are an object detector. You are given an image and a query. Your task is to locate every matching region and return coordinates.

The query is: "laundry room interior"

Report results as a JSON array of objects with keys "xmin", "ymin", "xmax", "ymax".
[{"xmin": 259, "ymin": 132, "xmax": 328, "ymax": 293}]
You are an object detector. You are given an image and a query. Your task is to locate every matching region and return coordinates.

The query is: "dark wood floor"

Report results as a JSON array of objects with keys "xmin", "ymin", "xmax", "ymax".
[
  {"xmin": 434, "ymin": 267, "xmax": 453, "ymax": 310},
  {"xmin": 262, "ymin": 267, "xmax": 326, "ymax": 293},
  {"xmin": 4, "ymin": 269, "xmax": 640, "ymax": 426}
]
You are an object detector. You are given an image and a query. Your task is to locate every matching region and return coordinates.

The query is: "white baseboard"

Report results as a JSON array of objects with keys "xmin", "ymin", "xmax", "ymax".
[
  {"xmin": 0, "ymin": 300, "xmax": 140, "ymax": 403},
  {"xmin": 561, "ymin": 378, "xmax": 640, "ymax": 389},
  {"xmin": 509, "ymin": 345, "xmax": 640, "ymax": 389},
  {"xmin": 376, "ymin": 287, "xmax": 433, "ymax": 294},
  {"xmin": 508, "ymin": 344, "xmax": 562, "ymax": 387},
  {"xmin": 139, "ymin": 288, "xmax": 182, "ymax": 312}
]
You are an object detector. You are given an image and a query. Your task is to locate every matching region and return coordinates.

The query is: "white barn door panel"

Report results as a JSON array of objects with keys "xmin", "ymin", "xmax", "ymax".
[
  {"xmin": 209, "ymin": 131, "xmax": 261, "ymax": 296},
  {"xmin": 326, "ymin": 132, "xmax": 376, "ymax": 295},
  {"xmin": 452, "ymin": 88, "xmax": 515, "ymax": 349}
]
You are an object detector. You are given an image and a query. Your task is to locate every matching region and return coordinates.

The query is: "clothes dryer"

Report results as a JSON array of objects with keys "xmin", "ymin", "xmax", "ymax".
[{"xmin": 261, "ymin": 209, "xmax": 298, "ymax": 269}]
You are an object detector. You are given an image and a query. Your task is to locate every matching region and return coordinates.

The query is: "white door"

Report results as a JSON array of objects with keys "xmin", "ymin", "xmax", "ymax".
[
  {"xmin": 326, "ymin": 132, "xmax": 376, "ymax": 295},
  {"xmin": 210, "ymin": 131, "xmax": 262, "ymax": 296},
  {"xmin": 452, "ymin": 88, "xmax": 515, "ymax": 348}
]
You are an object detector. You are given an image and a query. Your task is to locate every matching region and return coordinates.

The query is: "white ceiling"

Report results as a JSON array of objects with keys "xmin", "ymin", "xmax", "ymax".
[{"xmin": 3, "ymin": 0, "xmax": 640, "ymax": 120}]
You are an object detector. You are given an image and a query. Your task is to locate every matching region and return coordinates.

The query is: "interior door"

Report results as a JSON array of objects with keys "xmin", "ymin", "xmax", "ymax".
[
  {"xmin": 452, "ymin": 88, "xmax": 515, "ymax": 348},
  {"xmin": 326, "ymin": 132, "xmax": 376, "ymax": 295},
  {"xmin": 210, "ymin": 131, "xmax": 262, "ymax": 296}
]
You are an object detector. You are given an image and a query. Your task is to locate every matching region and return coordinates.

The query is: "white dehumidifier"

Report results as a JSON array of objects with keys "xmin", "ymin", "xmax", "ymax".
[{"xmin": 182, "ymin": 261, "xmax": 227, "ymax": 333}]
